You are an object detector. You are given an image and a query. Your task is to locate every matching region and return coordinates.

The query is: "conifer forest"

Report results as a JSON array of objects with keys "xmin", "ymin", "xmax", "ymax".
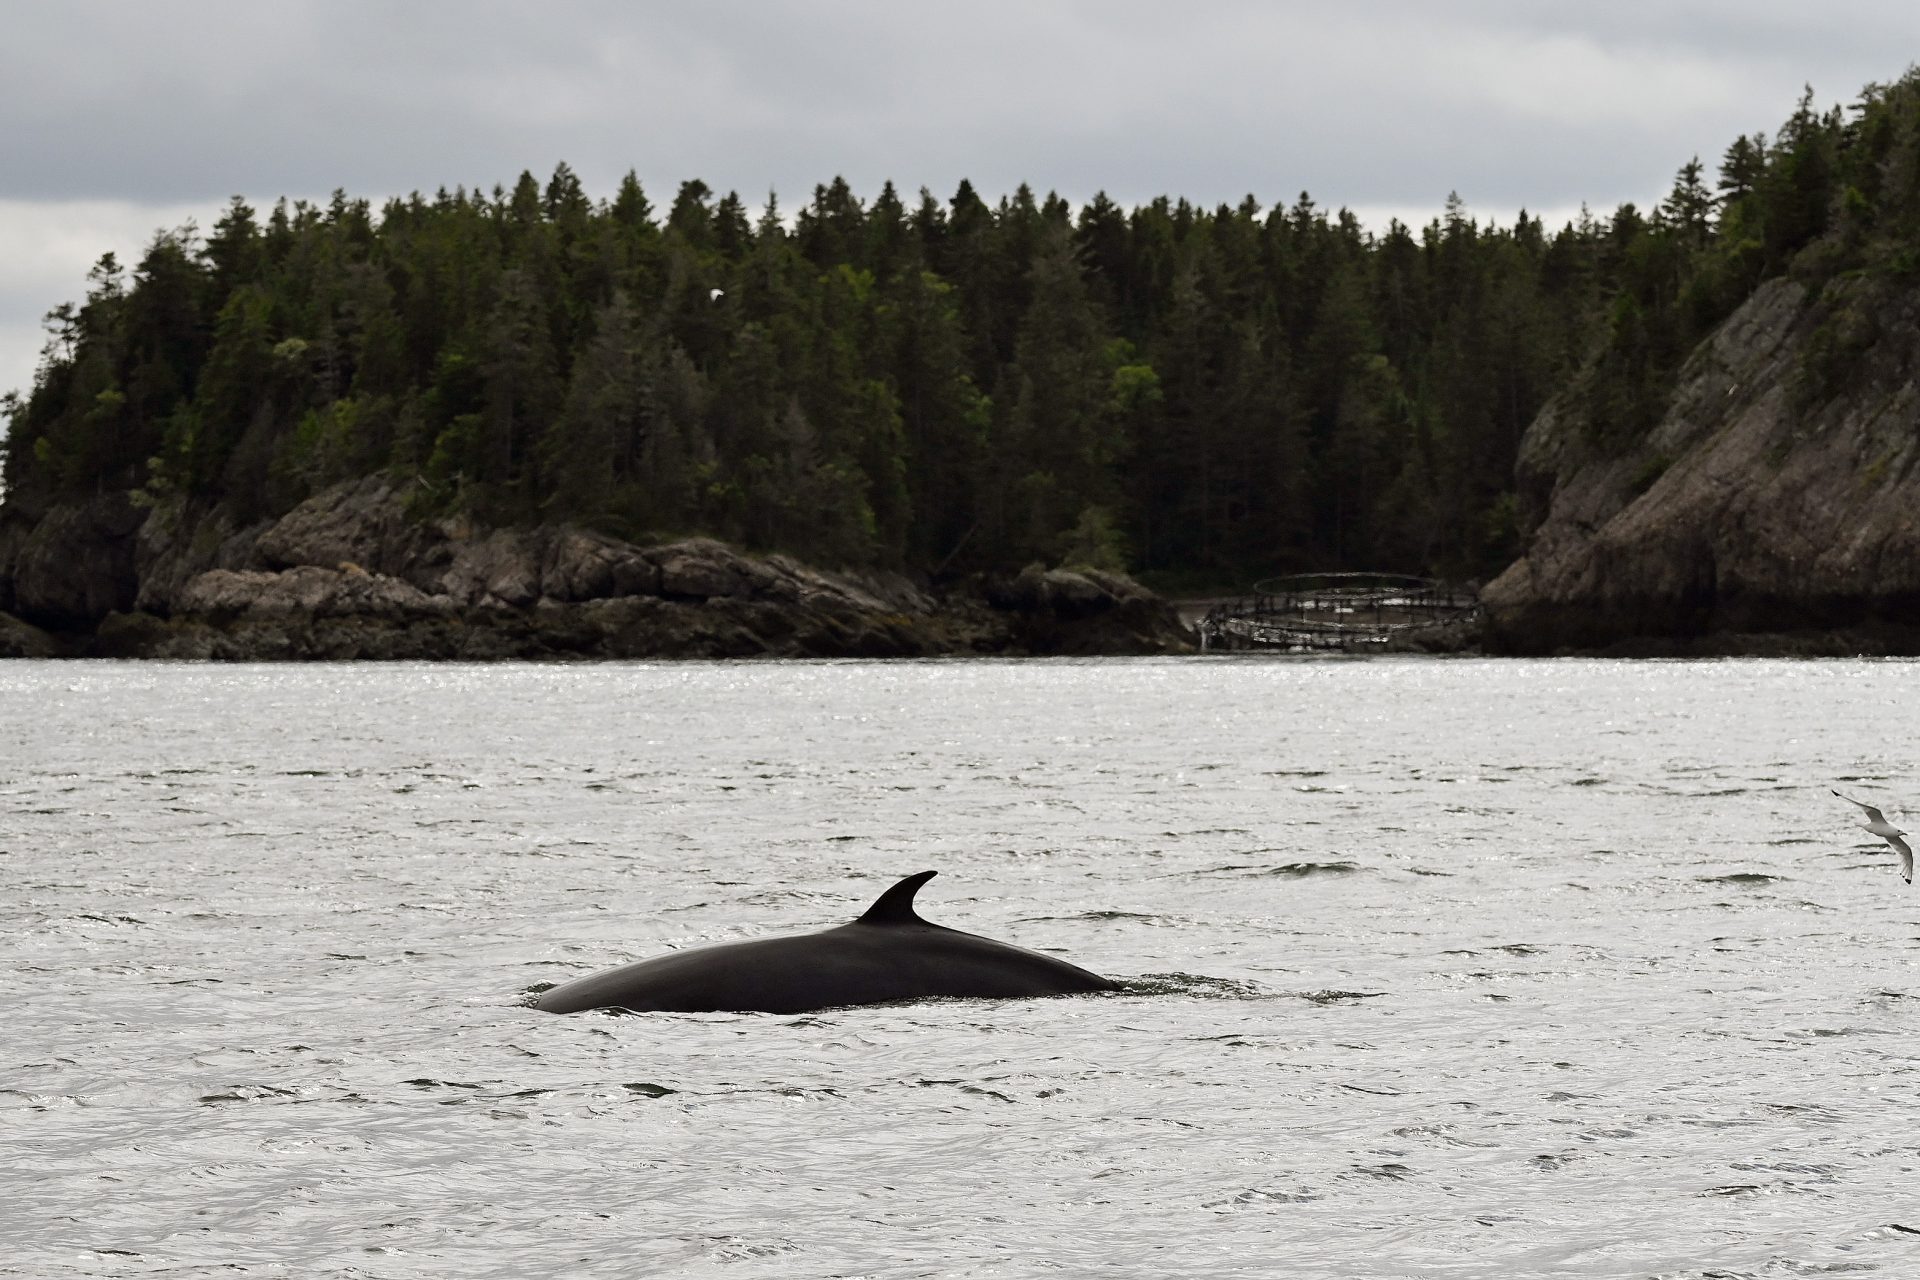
[{"xmin": 7, "ymin": 75, "xmax": 1917, "ymax": 589}]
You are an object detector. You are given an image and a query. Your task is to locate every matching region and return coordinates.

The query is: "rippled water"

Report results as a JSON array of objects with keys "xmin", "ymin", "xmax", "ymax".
[{"xmin": 6, "ymin": 657, "xmax": 1920, "ymax": 1278}]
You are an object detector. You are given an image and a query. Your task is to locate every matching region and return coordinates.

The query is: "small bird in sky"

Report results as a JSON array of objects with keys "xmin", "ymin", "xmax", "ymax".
[{"xmin": 1833, "ymin": 789, "xmax": 1913, "ymax": 884}]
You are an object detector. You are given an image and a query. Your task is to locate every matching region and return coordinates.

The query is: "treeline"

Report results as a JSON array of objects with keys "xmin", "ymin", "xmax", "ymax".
[
  {"xmin": 7, "ymin": 70, "xmax": 1918, "ymax": 584},
  {"xmin": 1577, "ymin": 73, "xmax": 1920, "ymax": 443}
]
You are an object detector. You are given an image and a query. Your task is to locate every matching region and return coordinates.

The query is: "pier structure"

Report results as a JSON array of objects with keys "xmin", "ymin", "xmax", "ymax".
[{"xmin": 1198, "ymin": 573, "xmax": 1481, "ymax": 652}]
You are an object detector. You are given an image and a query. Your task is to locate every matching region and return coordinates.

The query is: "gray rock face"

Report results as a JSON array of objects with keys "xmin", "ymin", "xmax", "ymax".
[
  {"xmin": 134, "ymin": 502, "xmax": 267, "ymax": 615},
  {"xmin": 0, "ymin": 611, "xmax": 59, "ymax": 658},
  {"xmin": 0, "ymin": 519, "xmax": 20, "ymax": 616},
  {"xmin": 983, "ymin": 563, "xmax": 1194, "ymax": 654},
  {"xmin": 4, "ymin": 495, "xmax": 143, "ymax": 630},
  {"xmin": 539, "ymin": 529, "xmax": 662, "ymax": 603},
  {"xmin": 1484, "ymin": 275, "xmax": 1920, "ymax": 652},
  {"xmin": 0, "ymin": 474, "xmax": 1194, "ymax": 659},
  {"xmin": 438, "ymin": 529, "xmax": 543, "ymax": 609},
  {"xmin": 175, "ymin": 565, "xmax": 455, "ymax": 622},
  {"xmin": 652, "ymin": 537, "xmax": 753, "ymax": 599},
  {"xmin": 252, "ymin": 474, "xmax": 445, "ymax": 582}
]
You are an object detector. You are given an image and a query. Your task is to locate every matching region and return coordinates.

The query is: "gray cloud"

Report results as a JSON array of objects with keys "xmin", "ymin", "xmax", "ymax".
[{"xmin": 8, "ymin": 1, "xmax": 1915, "ymax": 209}]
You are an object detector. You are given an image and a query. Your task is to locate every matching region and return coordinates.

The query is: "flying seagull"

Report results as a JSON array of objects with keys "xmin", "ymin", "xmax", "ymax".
[{"xmin": 1833, "ymin": 789, "xmax": 1914, "ymax": 884}]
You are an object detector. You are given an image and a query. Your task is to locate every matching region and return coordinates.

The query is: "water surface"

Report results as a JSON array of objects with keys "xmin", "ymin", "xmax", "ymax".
[{"xmin": 6, "ymin": 658, "xmax": 1920, "ymax": 1277}]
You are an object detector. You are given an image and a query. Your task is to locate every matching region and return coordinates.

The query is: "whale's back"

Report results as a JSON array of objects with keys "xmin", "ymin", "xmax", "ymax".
[{"xmin": 534, "ymin": 919, "xmax": 1113, "ymax": 1015}]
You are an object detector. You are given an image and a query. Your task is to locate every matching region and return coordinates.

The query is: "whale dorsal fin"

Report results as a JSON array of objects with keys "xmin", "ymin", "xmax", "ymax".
[{"xmin": 857, "ymin": 870, "xmax": 938, "ymax": 925}]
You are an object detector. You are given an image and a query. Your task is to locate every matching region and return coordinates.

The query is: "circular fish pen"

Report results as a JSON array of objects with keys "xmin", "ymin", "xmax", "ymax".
[{"xmin": 1199, "ymin": 573, "xmax": 1481, "ymax": 652}]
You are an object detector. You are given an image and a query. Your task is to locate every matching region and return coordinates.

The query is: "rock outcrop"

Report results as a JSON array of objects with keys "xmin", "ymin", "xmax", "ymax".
[
  {"xmin": 982, "ymin": 563, "xmax": 1199, "ymax": 655},
  {"xmin": 2, "ymin": 493, "xmax": 144, "ymax": 630},
  {"xmin": 0, "ymin": 477, "xmax": 1193, "ymax": 660},
  {"xmin": 0, "ymin": 610, "xmax": 58, "ymax": 658},
  {"xmin": 1483, "ymin": 274, "xmax": 1920, "ymax": 653}
]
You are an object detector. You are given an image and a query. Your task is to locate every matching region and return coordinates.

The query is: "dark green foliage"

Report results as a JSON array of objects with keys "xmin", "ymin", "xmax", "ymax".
[
  {"xmin": 11, "ymin": 74, "xmax": 1919, "ymax": 582},
  {"xmin": 1571, "ymin": 72, "xmax": 1920, "ymax": 450},
  {"xmin": 0, "ymin": 168, "xmax": 1638, "ymax": 583},
  {"xmin": 1792, "ymin": 286, "xmax": 1880, "ymax": 409}
]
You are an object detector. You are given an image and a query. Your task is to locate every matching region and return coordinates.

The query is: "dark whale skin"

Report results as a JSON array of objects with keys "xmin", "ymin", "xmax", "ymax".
[{"xmin": 535, "ymin": 871, "xmax": 1116, "ymax": 1015}]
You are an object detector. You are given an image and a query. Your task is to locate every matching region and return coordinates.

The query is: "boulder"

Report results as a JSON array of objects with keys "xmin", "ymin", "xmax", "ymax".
[
  {"xmin": 437, "ymin": 530, "xmax": 543, "ymax": 608},
  {"xmin": 540, "ymin": 528, "xmax": 662, "ymax": 602},
  {"xmin": 981, "ymin": 563, "xmax": 1195, "ymax": 654},
  {"xmin": 133, "ymin": 502, "xmax": 268, "ymax": 614},
  {"xmin": 7, "ymin": 494, "xmax": 144, "ymax": 629},
  {"xmin": 252, "ymin": 475, "xmax": 446, "ymax": 582},
  {"xmin": 648, "ymin": 537, "xmax": 758, "ymax": 600},
  {"xmin": 0, "ymin": 610, "xmax": 60, "ymax": 658}
]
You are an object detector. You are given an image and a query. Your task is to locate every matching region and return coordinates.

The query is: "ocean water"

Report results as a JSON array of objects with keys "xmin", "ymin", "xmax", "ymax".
[{"xmin": 4, "ymin": 656, "xmax": 1919, "ymax": 1279}]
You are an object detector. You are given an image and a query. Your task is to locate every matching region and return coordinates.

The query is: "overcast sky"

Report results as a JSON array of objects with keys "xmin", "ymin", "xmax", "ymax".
[{"xmin": 4, "ymin": 0, "xmax": 1918, "ymax": 401}]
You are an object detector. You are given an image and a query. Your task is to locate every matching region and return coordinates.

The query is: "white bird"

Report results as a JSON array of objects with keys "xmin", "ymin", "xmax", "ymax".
[
  {"xmin": 1833, "ymin": 789, "xmax": 1914, "ymax": 884},
  {"xmin": 709, "ymin": 287, "xmax": 725, "ymax": 301}
]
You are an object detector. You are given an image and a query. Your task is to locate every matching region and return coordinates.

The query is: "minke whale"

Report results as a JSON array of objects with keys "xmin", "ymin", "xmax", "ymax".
[{"xmin": 535, "ymin": 870, "xmax": 1117, "ymax": 1014}]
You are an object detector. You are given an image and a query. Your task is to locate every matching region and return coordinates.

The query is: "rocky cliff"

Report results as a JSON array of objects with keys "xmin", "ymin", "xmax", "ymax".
[
  {"xmin": 1482, "ymin": 272, "xmax": 1920, "ymax": 654},
  {"xmin": 0, "ymin": 478, "xmax": 1193, "ymax": 659}
]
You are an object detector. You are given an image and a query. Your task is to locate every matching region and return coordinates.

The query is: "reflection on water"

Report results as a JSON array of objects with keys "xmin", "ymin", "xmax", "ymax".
[{"xmin": 6, "ymin": 657, "xmax": 1920, "ymax": 1277}]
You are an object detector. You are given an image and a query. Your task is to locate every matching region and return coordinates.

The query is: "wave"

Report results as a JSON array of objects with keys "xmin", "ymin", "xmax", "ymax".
[{"xmin": 1196, "ymin": 861, "xmax": 1362, "ymax": 878}]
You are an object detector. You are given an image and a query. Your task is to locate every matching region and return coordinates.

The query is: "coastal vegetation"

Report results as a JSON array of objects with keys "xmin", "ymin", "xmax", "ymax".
[{"xmin": 6, "ymin": 72, "xmax": 1917, "ymax": 591}]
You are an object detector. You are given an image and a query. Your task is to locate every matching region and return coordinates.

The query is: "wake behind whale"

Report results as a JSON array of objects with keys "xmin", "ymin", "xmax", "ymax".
[{"xmin": 534, "ymin": 870, "xmax": 1118, "ymax": 1015}]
